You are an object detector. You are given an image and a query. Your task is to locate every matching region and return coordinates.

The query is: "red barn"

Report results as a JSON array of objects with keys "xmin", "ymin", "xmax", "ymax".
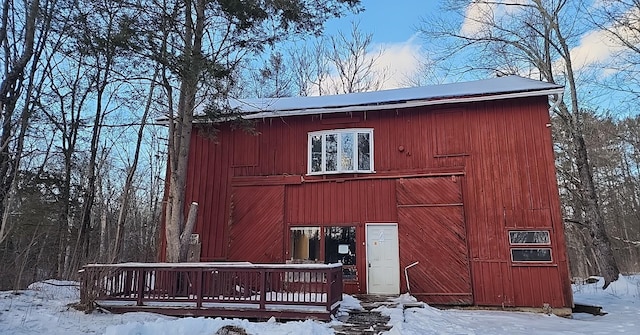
[{"xmin": 170, "ymin": 75, "xmax": 573, "ymax": 314}]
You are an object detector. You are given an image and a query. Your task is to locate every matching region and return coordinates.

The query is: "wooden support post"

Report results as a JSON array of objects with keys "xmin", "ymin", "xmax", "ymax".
[
  {"xmin": 137, "ymin": 269, "xmax": 145, "ymax": 306},
  {"xmin": 259, "ymin": 270, "xmax": 266, "ymax": 310},
  {"xmin": 196, "ymin": 269, "xmax": 203, "ymax": 308}
]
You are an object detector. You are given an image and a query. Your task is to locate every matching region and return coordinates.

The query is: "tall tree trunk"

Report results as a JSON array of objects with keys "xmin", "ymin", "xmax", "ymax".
[
  {"xmin": 573, "ymin": 131, "xmax": 620, "ymax": 287},
  {"xmin": 164, "ymin": 0, "xmax": 204, "ymax": 263},
  {"xmin": 0, "ymin": 0, "xmax": 40, "ymax": 243}
]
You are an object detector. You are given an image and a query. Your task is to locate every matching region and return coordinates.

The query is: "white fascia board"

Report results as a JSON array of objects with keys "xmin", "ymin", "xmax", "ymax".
[{"xmin": 241, "ymin": 88, "xmax": 565, "ymax": 120}]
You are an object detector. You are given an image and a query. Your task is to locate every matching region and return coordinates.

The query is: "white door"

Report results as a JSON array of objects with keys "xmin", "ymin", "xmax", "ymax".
[{"xmin": 366, "ymin": 224, "xmax": 400, "ymax": 294}]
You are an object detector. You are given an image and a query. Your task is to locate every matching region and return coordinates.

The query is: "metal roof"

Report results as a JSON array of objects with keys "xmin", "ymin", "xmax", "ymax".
[{"xmin": 225, "ymin": 75, "xmax": 563, "ymax": 119}]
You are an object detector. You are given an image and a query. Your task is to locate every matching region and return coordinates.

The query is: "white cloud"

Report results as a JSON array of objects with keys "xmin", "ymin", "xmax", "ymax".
[
  {"xmin": 568, "ymin": 29, "xmax": 620, "ymax": 70},
  {"xmin": 460, "ymin": 1, "xmax": 496, "ymax": 37},
  {"xmin": 568, "ymin": 6, "xmax": 640, "ymax": 73},
  {"xmin": 318, "ymin": 35, "xmax": 425, "ymax": 94},
  {"xmin": 371, "ymin": 35, "xmax": 425, "ymax": 89},
  {"xmin": 460, "ymin": 1, "xmax": 526, "ymax": 37},
  {"xmin": 458, "ymin": 1, "xmax": 640, "ymax": 77}
]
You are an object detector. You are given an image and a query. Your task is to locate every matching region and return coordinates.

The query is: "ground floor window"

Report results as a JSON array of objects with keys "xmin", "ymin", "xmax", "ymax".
[
  {"xmin": 289, "ymin": 225, "xmax": 357, "ymax": 280},
  {"xmin": 508, "ymin": 230, "xmax": 552, "ymax": 263},
  {"xmin": 325, "ymin": 226, "xmax": 357, "ymax": 280},
  {"xmin": 290, "ymin": 227, "xmax": 320, "ymax": 261}
]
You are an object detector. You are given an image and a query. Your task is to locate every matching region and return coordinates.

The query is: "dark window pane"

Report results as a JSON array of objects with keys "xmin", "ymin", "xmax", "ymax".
[
  {"xmin": 358, "ymin": 133, "xmax": 371, "ymax": 170},
  {"xmin": 511, "ymin": 248, "xmax": 552, "ymax": 262},
  {"xmin": 326, "ymin": 134, "xmax": 337, "ymax": 171},
  {"xmin": 324, "ymin": 226, "xmax": 357, "ymax": 280},
  {"xmin": 509, "ymin": 231, "xmax": 550, "ymax": 245},
  {"xmin": 311, "ymin": 135, "xmax": 322, "ymax": 172}
]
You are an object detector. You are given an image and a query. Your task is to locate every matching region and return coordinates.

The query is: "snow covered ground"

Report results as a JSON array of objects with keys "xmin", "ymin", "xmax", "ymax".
[{"xmin": 1, "ymin": 275, "xmax": 638, "ymax": 334}]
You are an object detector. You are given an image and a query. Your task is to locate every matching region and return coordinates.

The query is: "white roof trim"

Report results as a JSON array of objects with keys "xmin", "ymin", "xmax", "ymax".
[{"xmin": 156, "ymin": 76, "xmax": 563, "ymax": 124}]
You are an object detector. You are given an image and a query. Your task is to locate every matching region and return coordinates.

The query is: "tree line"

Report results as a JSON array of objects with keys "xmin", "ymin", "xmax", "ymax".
[
  {"xmin": 2, "ymin": 0, "xmax": 640, "ymax": 290},
  {"xmin": 0, "ymin": 0, "xmax": 362, "ymax": 289}
]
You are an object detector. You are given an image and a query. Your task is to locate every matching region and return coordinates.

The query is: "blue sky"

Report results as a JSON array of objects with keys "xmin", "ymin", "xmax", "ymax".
[
  {"xmin": 308, "ymin": 1, "xmax": 446, "ymax": 89},
  {"xmin": 307, "ymin": 1, "xmax": 636, "ymax": 113},
  {"xmin": 325, "ymin": 0, "xmax": 439, "ymax": 43}
]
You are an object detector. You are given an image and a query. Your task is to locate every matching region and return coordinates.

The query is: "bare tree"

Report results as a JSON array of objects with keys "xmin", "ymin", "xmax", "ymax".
[
  {"xmin": 420, "ymin": 0, "xmax": 620, "ymax": 287},
  {"xmin": 287, "ymin": 41, "xmax": 332, "ymax": 96},
  {"xmin": 0, "ymin": 0, "xmax": 57, "ymax": 244},
  {"xmin": 327, "ymin": 21, "xmax": 388, "ymax": 93},
  {"xmin": 138, "ymin": 0, "xmax": 362, "ymax": 262},
  {"xmin": 589, "ymin": 0, "xmax": 640, "ymax": 100},
  {"xmin": 111, "ymin": 68, "xmax": 159, "ymax": 263}
]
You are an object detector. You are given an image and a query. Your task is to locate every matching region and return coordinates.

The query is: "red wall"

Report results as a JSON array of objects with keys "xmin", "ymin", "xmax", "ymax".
[{"xmin": 176, "ymin": 96, "xmax": 573, "ymax": 308}]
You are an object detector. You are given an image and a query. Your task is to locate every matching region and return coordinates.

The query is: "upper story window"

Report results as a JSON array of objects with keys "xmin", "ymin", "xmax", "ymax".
[{"xmin": 308, "ymin": 129, "xmax": 374, "ymax": 175}]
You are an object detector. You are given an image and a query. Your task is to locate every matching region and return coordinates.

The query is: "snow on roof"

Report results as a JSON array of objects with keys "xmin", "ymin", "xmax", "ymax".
[{"xmin": 225, "ymin": 75, "xmax": 563, "ymax": 119}]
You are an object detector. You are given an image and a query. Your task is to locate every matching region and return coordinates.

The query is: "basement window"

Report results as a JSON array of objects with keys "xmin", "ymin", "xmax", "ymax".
[
  {"xmin": 509, "ymin": 230, "xmax": 552, "ymax": 263},
  {"xmin": 308, "ymin": 129, "xmax": 374, "ymax": 175}
]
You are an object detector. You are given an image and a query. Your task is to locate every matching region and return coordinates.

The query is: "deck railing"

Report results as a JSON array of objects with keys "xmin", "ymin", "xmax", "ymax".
[{"xmin": 80, "ymin": 262, "xmax": 343, "ymax": 320}]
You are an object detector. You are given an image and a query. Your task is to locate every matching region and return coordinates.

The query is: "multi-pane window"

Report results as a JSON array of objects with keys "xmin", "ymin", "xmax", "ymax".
[
  {"xmin": 308, "ymin": 129, "xmax": 373, "ymax": 174},
  {"xmin": 508, "ymin": 230, "xmax": 552, "ymax": 262},
  {"xmin": 289, "ymin": 225, "xmax": 358, "ymax": 281}
]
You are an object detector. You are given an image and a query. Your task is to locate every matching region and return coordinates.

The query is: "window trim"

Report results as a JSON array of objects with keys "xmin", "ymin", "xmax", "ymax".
[
  {"xmin": 508, "ymin": 230, "xmax": 551, "ymax": 246},
  {"xmin": 288, "ymin": 224, "xmax": 359, "ymax": 281},
  {"xmin": 510, "ymin": 248, "xmax": 553, "ymax": 263},
  {"xmin": 508, "ymin": 230, "xmax": 553, "ymax": 264},
  {"xmin": 307, "ymin": 128, "xmax": 374, "ymax": 175}
]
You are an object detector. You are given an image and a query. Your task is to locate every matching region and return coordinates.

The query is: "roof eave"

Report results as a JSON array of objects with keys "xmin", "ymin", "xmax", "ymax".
[{"xmin": 241, "ymin": 87, "xmax": 565, "ymax": 120}]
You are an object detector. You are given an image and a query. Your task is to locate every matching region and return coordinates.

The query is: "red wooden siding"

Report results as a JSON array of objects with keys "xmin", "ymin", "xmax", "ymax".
[
  {"xmin": 183, "ymin": 128, "xmax": 233, "ymax": 260},
  {"xmin": 396, "ymin": 177, "xmax": 473, "ymax": 305},
  {"xmin": 228, "ymin": 186, "xmax": 284, "ymax": 263},
  {"xmin": 172, "ymin": 95, "xmax": 573, "ymax": 310},
  {"xmin": 463, "ymin": 98, "xmax": 572, "ymax": 307},
  {"xmin": 433, "ymin": 109, "xmax": 468, "ymax": 156},
  {"xmin": 232, "ymin": 130, "xmax": 258, "ymax": 167},
  {"xmin": 285, "ymin": 180, "xmax": 397, "ymax": 225}
]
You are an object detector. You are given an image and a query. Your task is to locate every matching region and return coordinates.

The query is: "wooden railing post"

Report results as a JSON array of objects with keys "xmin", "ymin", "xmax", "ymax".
[
  {"xmin": 78, "ymin": 262, "xmax": 341, "ymax": 320},
  {"xmin": 196, "ymin": 268, "xmax": 203, "ymax": 308},
  {"xmin": 259, "ymin": 269, "xmax": 266, "ymax": 310},
  {"xmin": 137, "ymin": 268, "xmax": 145, "ymax": 306},
  {"xmin": 326, "ymin": 267, "xmax": 332, "ymax": 312}
]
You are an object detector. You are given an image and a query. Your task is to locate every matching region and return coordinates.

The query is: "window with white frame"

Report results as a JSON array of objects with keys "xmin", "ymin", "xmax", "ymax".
[{"xmin": 308, "ymin": 129, "xmax": 373, "ymax": 174}]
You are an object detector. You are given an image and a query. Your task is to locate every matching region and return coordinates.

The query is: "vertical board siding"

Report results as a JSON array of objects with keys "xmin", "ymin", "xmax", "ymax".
[
  {"xmin": 285, "ymin": 180, "xmax": 398, "ymax": 225},
  {"xmin": 184, "ymin": 127, "xmax": 233, "ymax": 260},
  {"xmin": 174, "ymin": 95, "xmax": 572, "ymax": 309},
  {"xmin": 434, "ymin": 109, "xmax": 468, "ymax": 155},
  {"xmin": 284, "ymin": 179, "xmax": 397, "ymax": 294},
  {"xmin": 464, "ymin": 98, "xmax": 571, "ymax": 307}
]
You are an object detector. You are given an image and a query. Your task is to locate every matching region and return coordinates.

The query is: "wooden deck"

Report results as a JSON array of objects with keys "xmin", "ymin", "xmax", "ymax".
[{"xmin": 80, "ymin": 262, "xmax": 343, "ymax": 320}]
